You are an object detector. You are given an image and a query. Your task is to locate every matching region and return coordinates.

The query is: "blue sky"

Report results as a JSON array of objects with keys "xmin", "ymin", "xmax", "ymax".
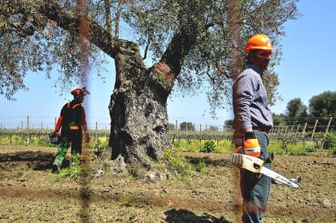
[{"xmin": 1, "ymin": 0, "xmax": 335, "ymax": 129}]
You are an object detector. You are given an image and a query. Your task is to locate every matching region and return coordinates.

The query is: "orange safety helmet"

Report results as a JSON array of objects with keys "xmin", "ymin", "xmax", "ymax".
[
  {"xmin": 71, "ymin": 87, "xmax": 90, "ymax": 97},
  {"xmin": 244, "ymin": 34, "xmax": 272, "ymax": 53}
]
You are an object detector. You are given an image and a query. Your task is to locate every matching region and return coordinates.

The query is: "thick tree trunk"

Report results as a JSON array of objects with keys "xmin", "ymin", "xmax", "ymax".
[
  {"xmin": 16, "ymin": 2, "xmax": 195, "ymax": 169},
  {"xmin": 108, "ymin": 40, "xmax": 174, "ymax": 168}
]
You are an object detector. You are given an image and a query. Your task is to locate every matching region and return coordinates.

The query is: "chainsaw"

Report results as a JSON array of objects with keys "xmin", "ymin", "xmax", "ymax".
[
  {"xmin": 230, "ymin": 153, "xmax": 300, "ymax": 188},
  {"xmin": 41, "ymin": 132, "xmax": 61, "ymax": 145}
]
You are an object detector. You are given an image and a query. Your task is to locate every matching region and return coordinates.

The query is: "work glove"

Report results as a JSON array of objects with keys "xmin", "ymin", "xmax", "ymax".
[{"xmin": 242, "ymin": 131, "xmax": 261, "ymax": 157}]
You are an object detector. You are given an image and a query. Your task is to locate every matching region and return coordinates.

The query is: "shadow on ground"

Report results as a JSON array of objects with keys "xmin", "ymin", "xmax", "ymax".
[
  {"xmin": 0, "ymin": 151, "xmax": 70, "ymax": 171},
  {"xmin": 184, "ymin": 155, "xmax": 231, "ymax": 167},
  {"xmin": 164, "ymin": 209, "xmax": 232, "ymax": 223}
]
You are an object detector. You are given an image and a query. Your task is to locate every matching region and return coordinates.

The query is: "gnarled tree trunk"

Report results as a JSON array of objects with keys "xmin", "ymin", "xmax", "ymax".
[
  {"xmin": 9, "ymin": 1, "xmax": 196, "ymax": 169},
  {"xmin": 108, "ymin": 24, "xmax": 196, "ymax": 169},
  {"xmin": 108, "ymin": 40, "xmax": 174, "ymax": 168}
]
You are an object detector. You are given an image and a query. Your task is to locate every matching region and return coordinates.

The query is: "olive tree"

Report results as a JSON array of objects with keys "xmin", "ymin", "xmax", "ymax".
[{"xmin": 0, "ymin": 0, "xmax": 298, "ymax": 170}]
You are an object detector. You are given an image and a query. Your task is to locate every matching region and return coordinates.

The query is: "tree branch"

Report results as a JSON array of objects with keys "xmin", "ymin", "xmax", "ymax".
[
  {"xmin": 143, "ymin": 37, "xmax": 150, "ymax": 60},
  {"xmin": 3, "ymin": 1, "xmax": 116, "ymax": 57},
  {"xmin": 114, "ymin": 0, "xmax": 124, "ymax": 39},
  {"xmin": 160, "ymin": 23, "xmax": 197, "ymax": 75},
  {"xmin": 4, "ymin": 1, "xmax": 115, "ymax": 59},
  {"xmin": 104, "ymin": 0, "xmax": 113, "ymax": 35},
  {"xmin": 3, "ymin": 1, "xmax": 146, "ymax": 64},
  {"xmin": 39, "ymin": 2, "xmax": 117, "ymax": 57},
  {"xmin": 215, "ymin": 61, "xmax": 231, "ymax": 79}
]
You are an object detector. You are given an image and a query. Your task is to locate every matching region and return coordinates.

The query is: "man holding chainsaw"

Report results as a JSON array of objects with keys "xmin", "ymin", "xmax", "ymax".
[
  {"xmin": 51, "ymin": 87, "xmax": 90, "ymax": 174},
  {"xmin": 232, "ymin": 34, "xmax": 273, "ymax": 223}
]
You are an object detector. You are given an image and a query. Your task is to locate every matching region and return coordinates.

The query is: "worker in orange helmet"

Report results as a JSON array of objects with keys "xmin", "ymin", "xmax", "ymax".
[
  {"xmin": 232, "ymin": 34, "xmax": 274, "ymax": 223},
  {"xmin": 51, "ymin": 87, "xmax": 90, "ymax": 174}
]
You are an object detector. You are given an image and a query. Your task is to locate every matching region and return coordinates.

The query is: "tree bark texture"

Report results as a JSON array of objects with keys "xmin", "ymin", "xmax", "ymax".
[{"xmin": 109, "ymin": 40, "xmax": 175, "ymax": 168}]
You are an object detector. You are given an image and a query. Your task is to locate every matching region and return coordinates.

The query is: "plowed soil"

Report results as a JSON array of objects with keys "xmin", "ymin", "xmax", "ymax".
[{"xmin": 0, "ymin": 145, "xmax": 335, "ymax": 223}]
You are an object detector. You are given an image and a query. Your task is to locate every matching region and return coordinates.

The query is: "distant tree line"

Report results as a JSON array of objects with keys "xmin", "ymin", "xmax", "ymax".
[
  {"xmin": 169, "ymin": 91, "xmax": 336, "ymax": 133},
  {"xmin": 273, "ymin": 91, "xmax": 336, "ymax": 131}
]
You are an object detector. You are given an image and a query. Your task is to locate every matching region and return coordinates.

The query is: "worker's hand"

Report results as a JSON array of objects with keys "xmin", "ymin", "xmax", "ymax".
[
  {"xmin": 233, "ymin": 130, "xmax": 244, "ymax": 147},
  {"xmin": 243, "ymin": 131, "xmax": 261, "ymax": 157},
  {"xmin": 235, "ymin": 146, "xmax": 244, "ymax": 154}
]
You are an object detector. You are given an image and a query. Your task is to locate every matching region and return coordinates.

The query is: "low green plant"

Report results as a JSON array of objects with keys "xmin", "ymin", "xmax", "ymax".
[
  {"xmin": 269, "ymin": 140, "xmax": 285, "ymax": 155},
  {"xmin": 172, "ymin": 139, "xmax": 232, "ymax": 154},
  {"xmin": 119, "ymin": 193, "xmax": 134, "ymax": 207},
  {"xmin": 53, "ymin": 154, "xmax": 91, "ymax": 182},
  {"xmin": 269, "ymin": 140, "xmax": 318, "ymax": 156},
  {"xmin": 288, "ymin": 150, "xmax": 307, "ymax": 156},
  {"xmin": 174, "ymin": 139, "xmax": 200, "ymax": 152},
  {"xmin": 329, "ymin": 147, "xmax": 336, "ymax": 156},
  {"xmin": 304, "ymin": 145, "xmax": 317, "ymax": 153},
  {"xmin": 89, "ymin": 139, "xmax": 108, "ymax": 158},
  {"xmin": 172, "ymin": 139, "xmax": 181, "ymax": 148},
  {"xmin": 163, "ymin": 148, "xmax": 192, "ymax": 175},
  {"xmin": 213, "ymin": 140, "xmax": 233, "ymax": 154},
  {"xmin": 193, "ymin": 161, "xmax": 207, "ymax": 173},
  {"xmin": 324, "ymin": 131, "xmax": 336, "ymax": 150},
  {"xmin": 200, "ymin": 141, "xmax": 216, "ymax": 153},
  {"xmin": 286, "ymin": 142, "xmax": 307, "ymax": 156},
  {"xmin": 128, "ymin": 168, "xmax": 138, "ymax": 178}
]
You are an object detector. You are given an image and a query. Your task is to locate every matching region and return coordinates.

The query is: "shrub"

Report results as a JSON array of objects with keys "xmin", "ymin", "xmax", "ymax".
[
  {"xmin": 323, "ymin": 132, "xmax": 336, "ymax": 150},
  {"xmin": 304, "ymin": 145, "xmax": 317, "ymax": 153},
  {"xmin": 90, "ymin": 139, "xmax": 108, "ymax": 158},
  {"xmin": 200, "ymin": 141, "xmax": 216, "ymax": 153}
]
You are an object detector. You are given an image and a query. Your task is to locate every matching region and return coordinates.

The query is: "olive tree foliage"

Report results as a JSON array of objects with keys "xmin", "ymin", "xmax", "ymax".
[
  {"xmin": 123, "ymin": 0, "xmax": 298, "ymax": 111},
  {"xmin": 0, "ymin": 0, "xmax": 298, "ymax": 106},
  {"xmin": 263, "ymin": 70, "xmax": 281, "ymax": 106},
  {"xmin": 0, "ymin": 0, "xmax": 109, "ymax": 100}
]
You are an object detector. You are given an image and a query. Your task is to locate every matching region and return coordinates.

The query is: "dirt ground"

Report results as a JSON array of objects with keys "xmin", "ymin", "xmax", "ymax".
[{"xmin": 0, "ymin": 145, "xmax": 335, "ymax": 223}]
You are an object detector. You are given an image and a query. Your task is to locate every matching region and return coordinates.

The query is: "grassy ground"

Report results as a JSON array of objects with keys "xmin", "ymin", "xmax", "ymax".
[{"xmin": 0, "ymin": 143, "xmax": 335, "ymax": 223}]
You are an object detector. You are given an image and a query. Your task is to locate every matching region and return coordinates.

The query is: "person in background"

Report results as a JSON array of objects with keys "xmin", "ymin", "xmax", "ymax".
[
  {"xmin": 232, "ymin": 34, "xmax": 274, "ymax": 223},
  {"xmin": 51, "ymin": 87, "xmax": 90, "ymax": 174}
]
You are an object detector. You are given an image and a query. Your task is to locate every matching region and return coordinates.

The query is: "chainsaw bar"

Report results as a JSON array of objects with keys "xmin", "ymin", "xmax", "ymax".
[{"xmin": 230, "ymin": 153, "xmax": 299, "ymax": 188}]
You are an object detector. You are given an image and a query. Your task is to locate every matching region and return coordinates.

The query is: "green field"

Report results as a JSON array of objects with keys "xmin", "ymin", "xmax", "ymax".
[{"xmin": 1, "ymin": 131, "xmax": 334, "ymax": 157}]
